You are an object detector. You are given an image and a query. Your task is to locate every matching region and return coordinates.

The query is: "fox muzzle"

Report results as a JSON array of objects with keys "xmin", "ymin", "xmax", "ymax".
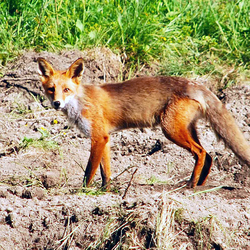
[{"xmin": 53, "ymin": 100, "xmax": 61, "ymax": 110}]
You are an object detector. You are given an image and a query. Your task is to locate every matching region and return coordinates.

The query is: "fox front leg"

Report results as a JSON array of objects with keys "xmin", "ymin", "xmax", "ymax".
[{"xmin": 83, "ymin": 134, "xmax": 110, "ymax": 189}]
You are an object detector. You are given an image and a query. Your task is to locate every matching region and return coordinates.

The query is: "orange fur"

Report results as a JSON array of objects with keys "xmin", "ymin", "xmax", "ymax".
[{"xmin": 37, "ymin": 57, "xmax": 250, "ymax": 190}]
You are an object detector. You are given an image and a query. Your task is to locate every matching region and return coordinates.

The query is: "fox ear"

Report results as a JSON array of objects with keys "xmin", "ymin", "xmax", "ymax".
[
  {"xmin": 66, "ymin": 58, "xmax": 84, "ymax": 81},
  {"xmin": 37, "ymin": 57, "xmax": 54, "ymax": 78}
]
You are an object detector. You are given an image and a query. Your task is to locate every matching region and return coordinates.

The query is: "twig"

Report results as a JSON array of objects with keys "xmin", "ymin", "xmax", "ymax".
[
  {"xmin": 15, "ymin": 117, "xmax": 54, "ymax": 122},
  {"xmin": 0, "ymin": 77, "xmax": 38, "ymax": 82},
  {"xmin": 164, "ymin": 184, "xmax": 187, "ymax": 195},
  {"xmin": 56, "ymin": 222, "xmax": 82, "ymax": 249},
  {"xmin": 122, "ymin": 168, "xmax": 138, "ymax": 199},
  {"xmin": 74, "ymin": 160, "xmax": 85, "ymax": 172},
  {"xmin": 113, "ymin": 165, "xmax": 136, "ymax": 182}
]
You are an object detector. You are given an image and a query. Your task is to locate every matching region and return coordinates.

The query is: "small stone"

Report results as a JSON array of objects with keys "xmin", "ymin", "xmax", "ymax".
[
  {"xmin": 5, "ymin": 213, "xmax": 15, "ymax": 228},
  {"xmin": 41, "ymin": 171, "xmax": 60, "ymax": 189},
  {"xmin": 31, "ymin": 187, "xmax": 45, "ymax": 200},
  {"xmin": 22, "ymin": 189, "xmax": 32, "ymax": 199}
]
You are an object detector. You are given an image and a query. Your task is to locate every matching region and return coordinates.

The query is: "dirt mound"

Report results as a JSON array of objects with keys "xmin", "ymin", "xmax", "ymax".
[
  {"xmin": 0, "ymin": 49, "xmax": 250, "ymax": 249},
  {"xmin": 7, "ymin": 48, "xmax": 122, "ymax": 80}
]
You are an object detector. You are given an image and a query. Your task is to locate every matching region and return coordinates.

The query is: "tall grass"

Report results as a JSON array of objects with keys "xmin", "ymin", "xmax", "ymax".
[{"xmin": 1, "ymin": 0, "xmax": 249, "ymax": 76}]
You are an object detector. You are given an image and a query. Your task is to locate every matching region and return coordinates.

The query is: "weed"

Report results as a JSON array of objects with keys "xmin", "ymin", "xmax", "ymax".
[
  {"xmin": 187, "ymin": 216, "xmax": 217, "ymax": 250},
  {"xmin": 146, "ymin": 175, "xmax": 168, "ymax": 185},
  {"xmin": 174, "ymin": 208, "xmax": 185, "ymax": 224},
  {"xmin": 87, "ymin": 206, "xmax": 155, "ymax": 249},
  {"xmin": 76, "ymin": 186, "xmax": 106, "ymax": 196},
  {"xmin": 2, "ymin": 169, "xmax": 43, "ymax": 188},
  {"xmin": 60, "ymin": 167, "xmax": 69, "ymax": 187},
  {"xmin": 1, "ymin": 0, "xmax": 249, "ymax": 78},
  {"xmin": 155, "ymin": 198, "xmax": 175, "ymax": 249},
  {"xmin": 22, "ymin": 167, "xmax": 44, "ymax": 188},
  {"xmin": 147, "ymin": 175, "xmax": 159, "ymax": 185},
  {"xmin": 11, "ymin": 102, "xmax": 31, "ymax": 115},
  {"xmin": 20, "ymin": 127, "xmax": 59, "ymax": 151},
  {"xmin": 187, "ymin": 185, "xmax": 224, "ymax": 197}
]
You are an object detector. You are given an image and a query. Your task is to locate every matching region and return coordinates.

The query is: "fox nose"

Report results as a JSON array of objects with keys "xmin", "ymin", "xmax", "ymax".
[{"xmin": 53, "ymin": 101, "xmax": 61, "ymax": 109}]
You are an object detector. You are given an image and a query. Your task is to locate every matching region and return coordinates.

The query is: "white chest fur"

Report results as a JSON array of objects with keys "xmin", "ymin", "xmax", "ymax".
[{"xmin": 63, "ymin": 96, "xmax": 91, "ymax": 137}]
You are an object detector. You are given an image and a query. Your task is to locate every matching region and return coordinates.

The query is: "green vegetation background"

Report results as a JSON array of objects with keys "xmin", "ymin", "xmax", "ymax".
[{"xmin": 1, "ymin": 0, "xmax": 249, "ymax": 79}]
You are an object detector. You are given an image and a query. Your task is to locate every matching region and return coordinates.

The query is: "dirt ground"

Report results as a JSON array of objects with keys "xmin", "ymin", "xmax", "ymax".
[{"xmin": 0, "ymin": 49, "xmax": 250, "ymax": 250}]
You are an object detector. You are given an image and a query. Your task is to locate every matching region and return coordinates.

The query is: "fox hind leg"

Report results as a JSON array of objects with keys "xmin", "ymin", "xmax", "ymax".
[
  {"xmin": 197, "ymin": 153, "xmax": 212, "ymax": 186},
  {"xmin": 189, "ymin": 125, "xmax": 213, "ymax": 186},
  {"xmin": 160, "ymin": 98, "xmax": 212, "ymax": 188}
]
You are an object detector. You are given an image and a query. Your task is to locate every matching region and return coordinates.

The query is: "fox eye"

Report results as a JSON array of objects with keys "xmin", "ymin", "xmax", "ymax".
[
  {"xmin": 48, "ymin": 87, "xmax": 55, "ymax": 93},
  {"xmin": 64, "ymin": 88, "xmax": 70, "ymax": 93}
]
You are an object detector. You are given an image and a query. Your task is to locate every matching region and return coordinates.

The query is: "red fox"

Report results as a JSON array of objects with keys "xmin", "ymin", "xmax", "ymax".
[{"xmin": 37, "ymin": 57, "xmax": 250, "ymax": 190}]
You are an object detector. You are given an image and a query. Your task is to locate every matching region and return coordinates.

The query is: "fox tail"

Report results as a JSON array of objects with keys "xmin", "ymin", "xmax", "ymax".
[{"xmin": 201, "ymin": 88, "xmax": 250, "ymax": 166}]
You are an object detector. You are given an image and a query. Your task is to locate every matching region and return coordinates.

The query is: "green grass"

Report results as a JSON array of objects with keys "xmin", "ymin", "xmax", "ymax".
[
  {"xmin": 1, "ymin": 0, "xmax": 249, "ymax": 77},
  {"xmin": 20, "ymin": 127, "xmax": 59, "ymax": 150}
]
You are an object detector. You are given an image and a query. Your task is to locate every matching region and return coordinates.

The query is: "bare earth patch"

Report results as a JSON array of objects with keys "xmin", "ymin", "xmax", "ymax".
[{"xmin": 0, "ymin": 49, "xmax": 250, "ymax": 249}]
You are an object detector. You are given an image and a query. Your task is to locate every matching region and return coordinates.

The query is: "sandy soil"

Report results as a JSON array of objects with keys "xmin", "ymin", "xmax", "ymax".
[{"xmin": 0, "ymin": 49, "xmax": 250, "ymax": 250}]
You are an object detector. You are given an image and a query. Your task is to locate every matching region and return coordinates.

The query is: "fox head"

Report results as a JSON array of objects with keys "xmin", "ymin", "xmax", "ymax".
[{"xmin": 37, "ymin": 57, "xmax": 84, "ymax": 110}]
